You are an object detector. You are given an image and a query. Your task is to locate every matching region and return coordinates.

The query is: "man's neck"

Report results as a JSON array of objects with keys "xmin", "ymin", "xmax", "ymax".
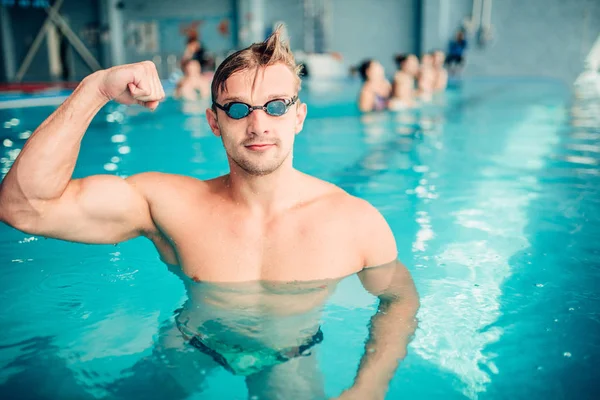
[{"xmin": 225, "ymin": 162, "xmax": 302, "ymax": 216}]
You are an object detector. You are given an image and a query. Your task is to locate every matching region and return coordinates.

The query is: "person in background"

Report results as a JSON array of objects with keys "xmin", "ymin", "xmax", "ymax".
[
  {"xmin": 417, "ymin": 53, "xmax": 435, "ymax": 101},
  {"xmin": 389, "ymin": 54, "xmax": 419, "ymax": 110},
  {"xmin": 181, "ymin": 28, "xmax": 214, "ymax": 72},
  {"xmin": 432, "ymin": 50, "xmax": 448, "ymax": 91},
  {"xmin": 358, "ymin": 60, "xmax": 391, "ymax": 112},
  {"xmin": 446, "ymin": 29, "xmax": 467, "ymax": 76},
  {"xmin": 182, "ymin": 30, "xmax": 201, "ymax": 66},
  {"xmin": 174, "ymin": 59, "xmax": 210, "ymax": 100}
]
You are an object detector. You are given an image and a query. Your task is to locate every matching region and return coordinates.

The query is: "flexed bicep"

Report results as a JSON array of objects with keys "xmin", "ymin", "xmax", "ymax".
[{"xmin": 8, "ymin": 173, "xmax": 155, "ymax": 244}]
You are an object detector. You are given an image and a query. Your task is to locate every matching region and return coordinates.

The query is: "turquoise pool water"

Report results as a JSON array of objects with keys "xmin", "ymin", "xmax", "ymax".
[{"xmin": 0, "ymin": 78, "xmax": 599, "ymax": 399}]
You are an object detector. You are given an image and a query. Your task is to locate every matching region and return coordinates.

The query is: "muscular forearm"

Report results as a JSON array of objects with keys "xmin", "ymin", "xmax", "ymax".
[
  {"xmin": 352, "ymin": 296, "xmax": 419, "ymax": 398},
  {"xmin": 1, "ymin": 73, "xmax": 108, "ymax": 203}
]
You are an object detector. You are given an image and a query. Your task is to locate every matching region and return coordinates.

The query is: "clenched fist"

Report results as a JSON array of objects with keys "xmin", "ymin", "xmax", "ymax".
[{"xmin": 95, "ymin": 61, "xmax": 166, "ymax": 111}]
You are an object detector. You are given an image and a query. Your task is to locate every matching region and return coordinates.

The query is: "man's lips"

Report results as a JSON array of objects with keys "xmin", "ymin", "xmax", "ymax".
[{"xmin": 245, "ymin": 143, "xmax": 275, "ymax": 150}]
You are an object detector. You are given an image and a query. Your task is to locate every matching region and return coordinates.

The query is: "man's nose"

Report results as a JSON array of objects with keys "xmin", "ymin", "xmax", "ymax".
[{"xmin": 246, "ymin": 108, "xmax": 271, "ymax": 136}]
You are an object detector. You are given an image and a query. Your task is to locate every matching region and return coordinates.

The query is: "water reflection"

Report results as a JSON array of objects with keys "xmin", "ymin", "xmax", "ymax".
[{"xmin": 408, "ymin": 86, "xmax": 562, "ymax": 398}]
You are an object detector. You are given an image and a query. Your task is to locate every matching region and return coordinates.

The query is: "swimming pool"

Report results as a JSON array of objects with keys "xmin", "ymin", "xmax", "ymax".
[{"xmin": 0, "ymin": 77, "xmax": 599, "ymax": 399}]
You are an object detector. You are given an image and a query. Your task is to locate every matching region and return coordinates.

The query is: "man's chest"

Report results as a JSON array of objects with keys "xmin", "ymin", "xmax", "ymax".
[{"xmin": 159, "ymin": 211, "xmax": 364, "ymax": 282}]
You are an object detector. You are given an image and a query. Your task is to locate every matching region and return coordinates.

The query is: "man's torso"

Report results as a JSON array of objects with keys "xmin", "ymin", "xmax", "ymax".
[{"xmin": 141, "ymin": 173, "xmax": 366, "ymax": 282}]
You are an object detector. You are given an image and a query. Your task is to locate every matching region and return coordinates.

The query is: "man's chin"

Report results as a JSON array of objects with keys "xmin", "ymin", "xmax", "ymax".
[
  {"xmin": 232, "ymin": 159, "xmax": 280, "ymax": 176},
  {"xmin": 242, "ymin": 166, "xmax": 278, "ymax": 176}
]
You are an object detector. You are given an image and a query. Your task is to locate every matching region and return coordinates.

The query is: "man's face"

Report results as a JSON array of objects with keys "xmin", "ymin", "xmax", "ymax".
[{"xmin": 206, "ymin": 63, "xmax": 307, "ymax": 176}]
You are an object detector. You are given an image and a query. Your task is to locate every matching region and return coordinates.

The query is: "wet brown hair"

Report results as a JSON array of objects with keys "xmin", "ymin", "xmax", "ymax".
[{"xmin": 211, "ymin": 25, "xmax": 302, "ymax": 105}]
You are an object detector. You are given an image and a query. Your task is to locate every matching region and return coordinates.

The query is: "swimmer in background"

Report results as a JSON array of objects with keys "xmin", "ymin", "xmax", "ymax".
[
  {"xmin": 418, "ymin": 53, "xmax": 435, "ymax": 101},
  {"xmin": 432, "ymin": 50, "xmax": 448, "ymax": 92},
  {"xmin": 181, "ymin": 29, "xmax": 201, "ymax": 66},
  {"xmin": 357, "ymin": 59, "xmax": 392, "ymax": 112},
  {"xmin": 389, "ymin": 54, "xmax": 419, "ymax": 110},
  {"xmin": 174, "ymin": 59, "xmax": 210, "ymax": 100},
  {"xmin": 0, "ymin": 28, "xmax": 418, "ymax": 400}
]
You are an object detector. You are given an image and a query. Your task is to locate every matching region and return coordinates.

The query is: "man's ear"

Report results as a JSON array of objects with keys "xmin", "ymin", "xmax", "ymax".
[
  {"xmin": 294, "ymin": 102, "xmax": 307, "ymax": 134},
  {"xmin": 206, "ymin": 108, "xmax": 221, "ymax": 137}
]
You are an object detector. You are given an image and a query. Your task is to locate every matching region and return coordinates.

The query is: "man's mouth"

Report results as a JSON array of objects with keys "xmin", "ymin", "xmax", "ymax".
[{"xmin": 245, "ymin": 143, "xmax": 275, "ymax": 150}]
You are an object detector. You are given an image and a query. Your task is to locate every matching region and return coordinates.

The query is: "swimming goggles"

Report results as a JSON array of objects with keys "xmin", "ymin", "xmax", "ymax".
[{"xmin": 213, "ymin": 96, "xmax": 298, "ymax": 120}]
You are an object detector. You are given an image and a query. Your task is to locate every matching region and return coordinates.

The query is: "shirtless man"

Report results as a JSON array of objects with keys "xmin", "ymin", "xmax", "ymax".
[
  {"xmin": 389, "ymin": 53, "xmax": 419, "ymax": 110},
  {"xmin": 174, "ymin": 59, "xmax": 210, "ymax": 100},
  {"xmin": 0, "ymin": 30, "xmax": 418, "ymax": 400}
]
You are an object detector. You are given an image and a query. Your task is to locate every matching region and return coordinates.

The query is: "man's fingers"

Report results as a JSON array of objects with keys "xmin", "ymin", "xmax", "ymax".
[
  {"xmin": 146, "ymin": 100, "xmax": 160, "ymax": 111},
  {"xmin": 122, "ymin": 62, "xmax": 165, "ymax": 107},
  {"xmin": 129, "ymin": 81, "xmax": 164, "ymax": 102},
  {"xmin": 132, "ymin": 89, "xmax": 161, "ymax": 102},
  {"xmin": 105, "ymin": 61, "xmax": 166, "ymax": 106},
  {"xmin": 137, "ymin": 100, "xmax": 159, "ymax": 111}
]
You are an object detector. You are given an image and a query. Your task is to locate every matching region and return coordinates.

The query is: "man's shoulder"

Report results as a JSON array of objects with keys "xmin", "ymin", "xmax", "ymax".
[
  {"xmin": 126, "ymin": 171, "xmax": 205, "ymax": 186},
  {"xmin": 308, "ymin": 180, "xmax": 397, "ymax": 266},
  {"xmin": 338, "ymin": 194, "xmax": 385, "ymax": 226},
  {"xmin": 306, "ymin": 178, "xmax": 383, "ymax": 220},
  {"xmin": 125, "ymin": 172, "xmax": 219, "ymax": 199}
]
